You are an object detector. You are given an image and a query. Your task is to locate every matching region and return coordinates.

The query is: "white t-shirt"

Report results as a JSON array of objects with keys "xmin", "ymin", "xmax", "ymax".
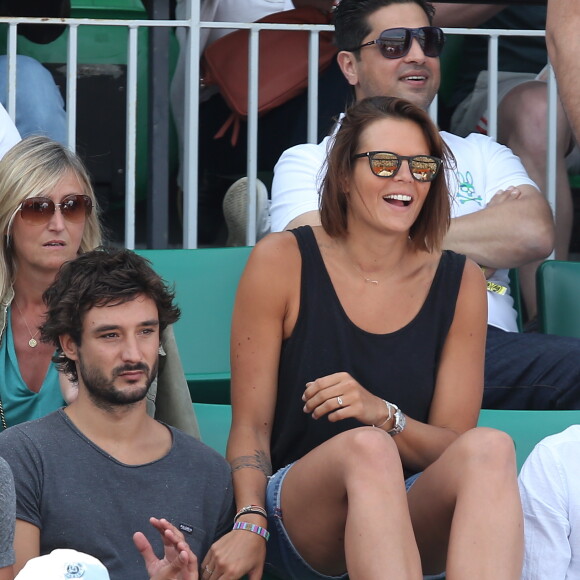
[
  {"xmin": 177, "ymin": 0, "xmax": 295, "ymax": 52},
  {"xmin": 519, "ymin": 425, "xmax": 580, "ymax": 580},
  {"xmin": 270, "ymin": 127, "xmax": 537, "ymax": 332},
  {"xmin": 0, "ymin": 103, "xmax": 20, "ymax": 159}
]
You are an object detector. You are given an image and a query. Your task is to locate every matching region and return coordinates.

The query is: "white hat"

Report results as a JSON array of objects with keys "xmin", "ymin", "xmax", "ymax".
[{"xmin": 15, "ymin": 549, "xmax": 110, "ymax": 580}]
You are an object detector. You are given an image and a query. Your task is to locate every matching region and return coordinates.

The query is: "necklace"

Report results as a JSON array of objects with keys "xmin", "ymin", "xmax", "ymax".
[
  {"xmin": 343, "ymin": 251, "xmax": 381, "ymax": 285},
  {"xmin": 14, "ymin": 300, "xmax": 41, "ymax": 348},
  {"xmin": 363, "ymin": 275, "xmax": 380, "ymax": 286}
]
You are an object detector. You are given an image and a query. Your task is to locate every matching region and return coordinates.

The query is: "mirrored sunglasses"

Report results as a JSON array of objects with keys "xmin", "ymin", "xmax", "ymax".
[
  {"xmin": 348, "ymin": 26, "xmax": 445, "ymax": 59},
  {"xmin": 353, "ymin": 151, "xmax": 442, "ymax": 182},
  {"xmin": 18, "ymin": 194, "xmax": 93, "ymax": 225}
]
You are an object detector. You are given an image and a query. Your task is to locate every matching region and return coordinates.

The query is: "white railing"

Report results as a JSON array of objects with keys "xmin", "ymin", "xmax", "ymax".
[{"xmin": 0, "ymin": 11, "xmax": 554, "ymax": 248}]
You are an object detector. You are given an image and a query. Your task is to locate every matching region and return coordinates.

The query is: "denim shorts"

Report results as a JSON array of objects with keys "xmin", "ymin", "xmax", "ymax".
[{"xmin": 264, "ymin": 462, "xmax": 422, "ymax": 580}]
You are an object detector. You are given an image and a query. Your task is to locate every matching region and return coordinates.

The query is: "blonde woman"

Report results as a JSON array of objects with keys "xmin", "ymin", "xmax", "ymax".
[{"xmin": 0, "ymin": 136, "xmax": 198, "ymax": 435}]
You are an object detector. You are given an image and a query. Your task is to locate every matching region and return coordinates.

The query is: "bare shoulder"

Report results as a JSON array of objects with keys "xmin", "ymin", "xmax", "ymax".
[
  {"xmin": 236, "ymin": 231, "xmax": 302, "ymax": 311},
  {"xmin": 456, "ymin": 257, "xmax": 487, "ymax": 316},
  {"xmin": 244, "ymin": 231, "xmax": 301, "ymax": 282},
  {"xmin": 461, "ymin": 257, "xmax": 487, "ymax": 291}
]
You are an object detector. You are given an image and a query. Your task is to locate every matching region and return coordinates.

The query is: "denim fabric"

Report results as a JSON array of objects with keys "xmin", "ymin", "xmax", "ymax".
[
  {"xmin": 484, "ymin": 325, "xmax": 580, "ymax": 410},
  {"xmin": 0, "ymin": 55, "xmax": 66, "ymax": 144},
  {"xmin": 265, "ymin": 464, "xmax": 422, "ymax": 580}
]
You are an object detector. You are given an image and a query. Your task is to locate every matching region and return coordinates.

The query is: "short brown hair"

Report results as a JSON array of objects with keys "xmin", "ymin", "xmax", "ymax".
[{"xmin": 320, "ymin": 96, "xmax": 452, "ymax": 252}]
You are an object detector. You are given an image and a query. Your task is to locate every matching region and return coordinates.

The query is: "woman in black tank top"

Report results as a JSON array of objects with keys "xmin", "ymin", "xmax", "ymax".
[{"xmin": 203, "ymin": 97, "xmax": 522, "ymax": 579}]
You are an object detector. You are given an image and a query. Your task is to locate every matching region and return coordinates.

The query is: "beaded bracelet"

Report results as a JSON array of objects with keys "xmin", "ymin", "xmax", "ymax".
[
  {"xmin": 234, "ymin": 504, "xmax": 268, "ymax": 523},
  {"xmin": 232, "ymin": 521, "xmax": 270, "ymax": 541}
]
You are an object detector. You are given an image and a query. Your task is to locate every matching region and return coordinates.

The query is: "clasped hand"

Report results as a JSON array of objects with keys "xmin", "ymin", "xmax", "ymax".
[{"xmin": 302, "ymin": 372, "xmax": 387, "ymax": 426}]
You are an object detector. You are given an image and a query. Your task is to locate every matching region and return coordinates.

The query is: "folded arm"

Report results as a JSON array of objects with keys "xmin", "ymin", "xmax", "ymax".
[{"xmin": 443, "ymin": 184, "xmax": 554, "ymax": 268}]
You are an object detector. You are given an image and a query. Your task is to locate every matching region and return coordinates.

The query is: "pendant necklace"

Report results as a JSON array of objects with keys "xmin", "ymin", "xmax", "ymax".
[
  {"xmin": 363, "ymin": 275, "xmax": 380, "ymax": 286},
  {"xmin": 14, "ymin": 301, "xmax": 40, "ymax": 348},
  {"xmin": 346, "ymin": 255, "xmax": 381, "ymax": 285}
]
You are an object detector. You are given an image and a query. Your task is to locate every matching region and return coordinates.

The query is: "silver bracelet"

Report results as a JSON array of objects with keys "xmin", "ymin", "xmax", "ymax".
[{"xmin": 373, "ymin": 399, "xmax": 393, "ymax": 428}]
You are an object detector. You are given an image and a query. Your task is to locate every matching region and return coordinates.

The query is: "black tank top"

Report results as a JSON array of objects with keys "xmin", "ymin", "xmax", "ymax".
[{"xmin": 270, "ymin": 226, "xmax": 466, "ymax": 473}]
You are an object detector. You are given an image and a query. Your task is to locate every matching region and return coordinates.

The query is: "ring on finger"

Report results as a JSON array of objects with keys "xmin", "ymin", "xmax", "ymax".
[
  {"xmin": 337, "ymin": 396, "xmax": 344, "ymax": 406},
  {"xmin": 204, "ymin": 566, "xmax": 214, "ymax": 576}
]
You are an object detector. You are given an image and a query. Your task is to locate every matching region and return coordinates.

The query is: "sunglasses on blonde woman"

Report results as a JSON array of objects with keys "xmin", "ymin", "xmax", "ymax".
[
  {"xmin": 347, "ymin": 27, "xmax": 445, "ymax": 59},
  {"xmin": 17, "ymin": 194, "xmax": 93, "ymax": 225},
  {"xmin": 353, "ymin": 151, "xmax": 442, "ymax": 182}
]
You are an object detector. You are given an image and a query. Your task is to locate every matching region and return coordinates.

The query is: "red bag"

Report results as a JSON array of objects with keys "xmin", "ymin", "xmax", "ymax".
[{"xmin": 201, "ymin": 7, "xmax": 338, "ymax": 146}]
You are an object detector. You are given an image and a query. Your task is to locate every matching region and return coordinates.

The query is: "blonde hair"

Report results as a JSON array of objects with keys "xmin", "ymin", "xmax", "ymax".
[{"xmin": 0, "ymin": 136, "xmax": 102, "ymax": 300}]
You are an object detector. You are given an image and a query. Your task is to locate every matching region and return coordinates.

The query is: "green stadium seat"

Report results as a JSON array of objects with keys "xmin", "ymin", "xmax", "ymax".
[
  {"xmin": 194, "ymin": 404, "xmax": 580, "ymax": 474},
  {"xmin": 137, "ymin": 247, "xmax": 253, "ymax": 404},
  {"xmin": 536, "ymin": 260, "xmax": 580, "ymax": 337},
  {"xmin": 194, "ymin": 403, "xmax": 232, "ymax": 456},
  {"xmin": 478, "ymin": 409, "xmax": 580, "ymax": 471}
]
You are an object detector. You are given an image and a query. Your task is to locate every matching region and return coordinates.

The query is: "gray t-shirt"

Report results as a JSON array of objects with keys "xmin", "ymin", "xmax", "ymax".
[
  {"xmin": 0, "ymin": 410, "xmax": 233, "ymax": 579},
  {"xmin": 0, "ymin": 456, "xmax": 14, "ymax": 568}
]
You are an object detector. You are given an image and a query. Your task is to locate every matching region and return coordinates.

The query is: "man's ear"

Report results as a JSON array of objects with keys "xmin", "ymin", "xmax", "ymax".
[
  {"xmin": 337, "ymin": 50, "xmax": 359, "ymax": 87},
  {"xmin": 59, "ymin": 334, "xmax": 79, "ymax": 362}
]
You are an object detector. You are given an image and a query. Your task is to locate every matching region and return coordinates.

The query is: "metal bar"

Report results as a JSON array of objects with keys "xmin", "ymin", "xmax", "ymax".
[
  {"xmin": 245, "ymin": 28, "xmax": 260, "ymax": 246},
  {"xmin": 66, "ymin": 24, "xmax": 78, "ymax": 151},
  {"xmin": 124, "ymin": 25, "xmax": 139, "ymax": 249},
  {"xmin": 486, "ymin": 34, "xmax": 499, "ymax": 140},
  {"xmin": 147, "ymin": 0, "xmax": 170, "ymax": 249},
  {"xmin": 307, "ymin": 30, "xmax": 320, "ymax": 144},
  {"xmin": 183, "ymin": 0, "xmax": 201, "ymax": 248},
  {"xmin": 546, "ymin": 62, "xmax": 558, "ymax": 261},
  {"xmin": 6, "ymin": 23, "xmax": 17, "ymax": 122}
]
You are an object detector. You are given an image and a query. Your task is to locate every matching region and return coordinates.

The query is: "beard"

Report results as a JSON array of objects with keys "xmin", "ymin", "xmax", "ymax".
[{"xmin": 77, "ymin": 355, "xmax": 159, "ymax": 411}]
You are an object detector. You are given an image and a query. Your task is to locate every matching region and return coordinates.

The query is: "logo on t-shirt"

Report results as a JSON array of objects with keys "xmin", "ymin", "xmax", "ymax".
[
  {"xmin": 179, "ymin": 522, "xmax": 193, "ymax": 535},
  {"xmin": 455, "ymin": 170, "xmax": 483, "ymax": 206},
  {"xmin": 64, "ymin": 563, "xmax": 86, "ymax": 578}
]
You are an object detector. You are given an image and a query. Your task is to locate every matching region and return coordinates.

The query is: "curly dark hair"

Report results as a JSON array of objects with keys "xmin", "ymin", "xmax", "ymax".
[{"xmin": 40, "ymin": 247, "xmax": 180, "ymax": 382}]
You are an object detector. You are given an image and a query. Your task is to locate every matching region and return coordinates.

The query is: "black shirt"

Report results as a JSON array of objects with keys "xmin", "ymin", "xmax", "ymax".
[{"xmin": 271, "ymin": 226, "xmax": 466, "ymax": 475}]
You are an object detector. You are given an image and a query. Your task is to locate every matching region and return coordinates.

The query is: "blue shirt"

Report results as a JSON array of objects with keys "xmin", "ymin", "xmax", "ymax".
[{"xmin": 0, "ymin": 306, "xmax": 64, "ymax": 429}]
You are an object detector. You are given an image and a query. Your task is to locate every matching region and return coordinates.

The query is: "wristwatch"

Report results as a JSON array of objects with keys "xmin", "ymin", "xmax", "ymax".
[{"xmin": 387, "ymin": 403, "xmax": 406, "ymax": 436}]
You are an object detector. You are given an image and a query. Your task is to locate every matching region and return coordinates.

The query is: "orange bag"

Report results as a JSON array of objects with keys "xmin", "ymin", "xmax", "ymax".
[{"xmin": 201, "ymin": 7, "xmax": 337, "ymax": 146}]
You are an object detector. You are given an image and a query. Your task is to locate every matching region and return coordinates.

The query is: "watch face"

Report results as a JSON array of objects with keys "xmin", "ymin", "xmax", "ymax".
[{"xmin": 388, "ymin": 408, "xmax": 406, "ymax": 436}]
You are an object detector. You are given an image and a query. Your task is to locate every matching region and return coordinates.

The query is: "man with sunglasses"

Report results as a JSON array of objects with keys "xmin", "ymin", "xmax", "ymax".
[
  {"xmin": 433, "ymin": 5, "xmax": 576, "ymax": 330},
  {"xmin": 269, "ymin": 0, "xmax": 580, "ymax": 412}
]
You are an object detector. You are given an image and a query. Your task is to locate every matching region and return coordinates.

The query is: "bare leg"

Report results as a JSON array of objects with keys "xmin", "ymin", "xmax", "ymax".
[
  {"xmin": 408, "ymin": 427, "xmax": 523, "ymax": 579},
  {"xmin": 280, "ymin": 427, "xmax": 422, "ymax": 579},
  {"xmin": 498, "ymin": 81, "xmax": 572, "ymax": 320}
]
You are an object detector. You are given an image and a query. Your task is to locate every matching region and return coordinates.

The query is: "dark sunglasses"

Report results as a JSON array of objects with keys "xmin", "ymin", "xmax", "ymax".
[
  {"xmin": 348, "ymin": 26, "xmax": 445, "ymax": 59},
  {"xmin": 18, "ymin": 194, "xmax": 93, "ymax": 225},
  {"xmin": 353, "ymin": 151, "xmax": 442, "ymax": 182}
]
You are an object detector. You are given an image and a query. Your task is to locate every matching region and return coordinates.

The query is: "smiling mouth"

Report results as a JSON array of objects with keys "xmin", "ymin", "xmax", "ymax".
[
  {"xmin": 43, "ymin": 241, "xmax": 65, "ymax": 247},
  {"xmin": 384, "ymin": 194, "xmax": 412, "ymax": 207},
  {"xmin": 402, "ymin": 74, "xmax": 427, "ymax": 82}
]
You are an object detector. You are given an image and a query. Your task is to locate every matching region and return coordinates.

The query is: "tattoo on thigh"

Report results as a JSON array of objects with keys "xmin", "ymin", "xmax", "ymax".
[{"xmin": 231, "ymin": 450, "xmax": 272, "ymax": 477}]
